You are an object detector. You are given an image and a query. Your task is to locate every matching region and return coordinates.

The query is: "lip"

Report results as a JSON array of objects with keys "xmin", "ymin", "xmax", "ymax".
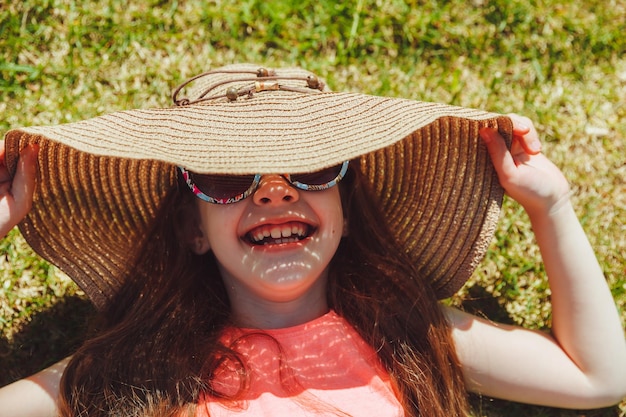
[{"xmin": 241, "ymin": 218, "xmax": 318, "ymax": 248}]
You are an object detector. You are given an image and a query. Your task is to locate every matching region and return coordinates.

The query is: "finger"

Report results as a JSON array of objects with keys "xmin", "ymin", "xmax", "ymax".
[
  {"xmin": 0, "ymin": 162, "xmax": 10, "ymax": 183},
  {"xmin": 508, "ymin": 113, "xmax": 531, "ymax": 134},
  {"xmin": 510, "ymin": 134, "xmax": 526, "ymax": 156},
  {"xmin": 10, "ymin": 144, "xmax": 39, "ymax": 215},
  {"xmin": 508, "ymin": 113, "xmax": 542, "ymax": 155},
  {"xmin": 0, "ymin": 141, "xmax": 9, "ymax": 182},
  {"xmin": 480, "ymin": 127, "xmax": 518, "ymax": 185}
]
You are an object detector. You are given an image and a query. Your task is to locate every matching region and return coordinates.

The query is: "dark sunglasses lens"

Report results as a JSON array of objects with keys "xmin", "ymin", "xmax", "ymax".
[
  {"xmin": 292, "ymin": 165, "xmax": 343, "ymax": 185},
  {"xmin": 191, "ymin": 173, "xmax": 256, "ymax": 199}
]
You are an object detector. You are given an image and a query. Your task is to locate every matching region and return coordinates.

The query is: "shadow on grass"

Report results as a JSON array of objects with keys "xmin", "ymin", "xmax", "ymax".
[
  {"xmin": 470, "ymin": 394, "xmax": 621, "ymax": 417},
  {"xmin": 0, "ymin": 295, "xmax": 95, "ymax": 387},
  {"xmin": 460, "ymin": 284, "xmax": 621, "ymax": 417},
  {"xmin": 458, "ymin": 284, "xmax": 517, "ymax": 325}
]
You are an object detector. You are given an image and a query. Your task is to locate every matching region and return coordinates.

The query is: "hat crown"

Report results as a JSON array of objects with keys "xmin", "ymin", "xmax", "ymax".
[{"xmin": 172, "ymin": 63, "xmax": 328, "ymax": 106}]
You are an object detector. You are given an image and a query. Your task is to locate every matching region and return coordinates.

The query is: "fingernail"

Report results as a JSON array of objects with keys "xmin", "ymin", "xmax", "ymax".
[{"xmin": 529, "ymin": 141, "xmax": 541, "ymax": 152}]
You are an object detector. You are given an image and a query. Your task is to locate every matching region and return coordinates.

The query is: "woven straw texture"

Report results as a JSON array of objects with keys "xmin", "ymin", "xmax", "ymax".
[{"xmin": 4, "ymin": 64, "xmax": 512, "ymax": 309}]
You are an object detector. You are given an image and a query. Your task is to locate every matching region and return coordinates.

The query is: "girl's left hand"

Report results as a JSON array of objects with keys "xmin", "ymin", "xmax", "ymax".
[
  {"xmin": 480, "ymin": 114, "xmax": 571, "ymax": 218},
  {"xmin": 0, "ymin": 142, "xmax": 38, "ymax": 238}
]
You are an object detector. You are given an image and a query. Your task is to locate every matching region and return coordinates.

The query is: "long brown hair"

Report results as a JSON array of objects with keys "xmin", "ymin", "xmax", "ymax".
[
  {"xmin": 330, "ymin": 164, "xmax": 469, "ymax": 415},
  {"xmin": 58, "ymin": 164, "xmax": 469, "ymax": 416}
]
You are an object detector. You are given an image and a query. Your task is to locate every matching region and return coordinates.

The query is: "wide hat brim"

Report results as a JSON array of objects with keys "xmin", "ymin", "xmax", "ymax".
[{"xmin": 4, "ymin": 64, "xmax": 512, "ymax": 309}]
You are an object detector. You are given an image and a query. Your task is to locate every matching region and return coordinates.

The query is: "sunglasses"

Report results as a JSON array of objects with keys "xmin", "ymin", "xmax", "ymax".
[{"xmin": 179, "ymin": 161, "xmax": 349, "ymax": 204}]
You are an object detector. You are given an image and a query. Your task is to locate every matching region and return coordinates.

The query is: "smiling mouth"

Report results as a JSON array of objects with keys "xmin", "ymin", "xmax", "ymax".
[{"xmin": 244, "ymin": 221, "xmax": 314, "ymax": 246}]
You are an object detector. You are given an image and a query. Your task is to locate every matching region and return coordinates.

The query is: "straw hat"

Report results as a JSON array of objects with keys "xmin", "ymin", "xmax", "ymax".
[{"xmin": 4, "ymin": 63, "xmax": 511, "ymax": 310}]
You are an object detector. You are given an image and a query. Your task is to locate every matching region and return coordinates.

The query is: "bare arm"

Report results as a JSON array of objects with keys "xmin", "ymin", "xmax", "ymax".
[
  {"xmin": 0, "ymin": 357, "xmax": 68, "ymax": 417},
  {"xmin": 1, "ymin": 142, "xmax": 65, "ymax": 415},
  {"xmin": 447, "ymin": 115, "xmax": 626, "ymax": 409}
]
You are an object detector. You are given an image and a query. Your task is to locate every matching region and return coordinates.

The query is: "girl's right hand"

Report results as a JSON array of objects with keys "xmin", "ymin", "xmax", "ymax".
[
  {"xmin": 0, "ymin": 141, "xmax": 38, "ymax": 238},
  {"xmin": 480, "ymin": 114, "xmax": 571, "ymax": 219}
]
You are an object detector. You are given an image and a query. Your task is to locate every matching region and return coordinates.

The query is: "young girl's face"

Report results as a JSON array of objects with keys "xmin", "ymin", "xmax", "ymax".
[{"xmin": 194, "ymin": 174, "xmax": 345, "ymax": 313}]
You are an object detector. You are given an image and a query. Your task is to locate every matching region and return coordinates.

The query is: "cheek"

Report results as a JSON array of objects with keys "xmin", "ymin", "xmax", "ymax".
[
  {"xmin": 328, "ymin": 208, "xmax": 345, "ymax": 239},
  {"xmin": 329, "ymin": 188, "xmax": 345, "ymax": 227},
  {"xmin": 312, "ymin": 188, "xmax": 345, "ymax": 242},
  {"xmin": 196, "ymin": 202, "xmax": 242, "ymax": 249}
]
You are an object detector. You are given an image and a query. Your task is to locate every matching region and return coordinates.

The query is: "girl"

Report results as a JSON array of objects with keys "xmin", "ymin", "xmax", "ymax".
[{"xmin": 0, "ymin": 64, "xmax": 625, "ymax": 416}]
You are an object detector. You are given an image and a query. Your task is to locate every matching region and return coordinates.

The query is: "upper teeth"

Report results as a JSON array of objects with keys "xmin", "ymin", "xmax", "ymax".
[{"xmin": 250, "ymin": 223, "xmax": 308, "ymax": 243}]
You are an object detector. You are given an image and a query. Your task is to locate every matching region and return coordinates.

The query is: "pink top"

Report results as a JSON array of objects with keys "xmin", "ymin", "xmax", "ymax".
[{"xmin": 196, "ymin": 310, "xmax": 404, "ymax": 416}]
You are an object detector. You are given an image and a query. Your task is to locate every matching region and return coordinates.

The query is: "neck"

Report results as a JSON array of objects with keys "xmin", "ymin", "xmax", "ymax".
[{"xmin": 222, "ymin": 273, "xmax": 330, "ymax": 330}]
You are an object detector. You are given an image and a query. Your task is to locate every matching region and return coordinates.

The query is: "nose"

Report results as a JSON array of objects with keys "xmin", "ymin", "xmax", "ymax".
[{"xmin": 252, "ymin": 174, "xmax": 300, "ymax": 206}]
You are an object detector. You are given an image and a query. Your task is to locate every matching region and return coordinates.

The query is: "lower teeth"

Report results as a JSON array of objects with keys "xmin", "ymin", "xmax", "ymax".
[{"xmin": 263, "ymin": 237, "xmax": 298, "ymax": 245}]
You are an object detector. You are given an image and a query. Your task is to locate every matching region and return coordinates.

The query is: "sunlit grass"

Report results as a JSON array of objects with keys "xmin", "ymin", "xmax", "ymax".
[{"xmin": 1, "ymin": 1, "xmax": 624, "ymax": 415}]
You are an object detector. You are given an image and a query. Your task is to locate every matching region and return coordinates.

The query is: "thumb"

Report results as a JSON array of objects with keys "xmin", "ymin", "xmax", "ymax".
[{"xmin": 480, "ymin": 127, "xmax": 517, "ymax": 185}]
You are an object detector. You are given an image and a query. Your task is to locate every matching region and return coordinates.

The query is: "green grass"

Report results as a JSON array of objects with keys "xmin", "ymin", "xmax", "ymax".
[{"xmin": 1, "ymin": 0, "xmax": 625, "ymax": 415}]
